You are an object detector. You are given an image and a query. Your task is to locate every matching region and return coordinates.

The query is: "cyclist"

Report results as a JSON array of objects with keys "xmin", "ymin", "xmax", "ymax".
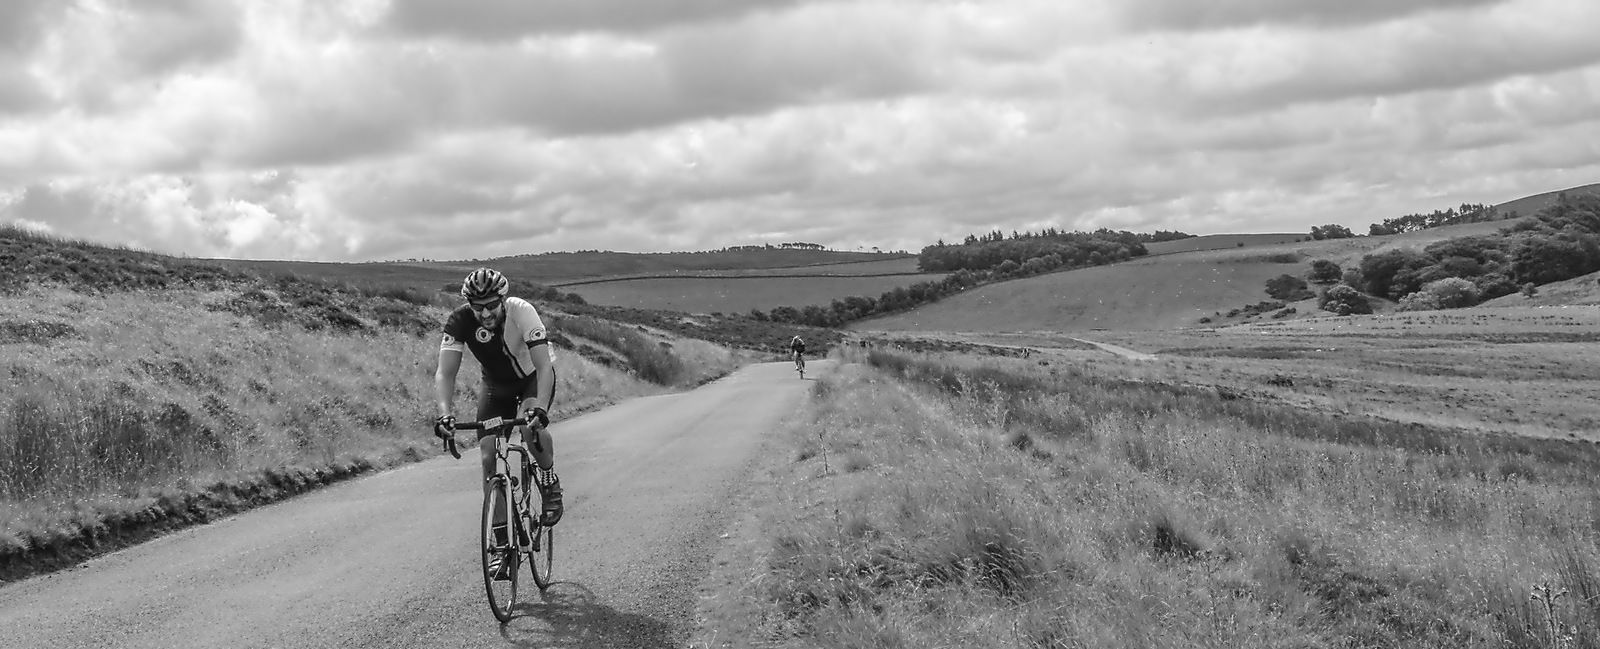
[
  {"xmin": 788, "ymin": 334, "xmax": 806, "ymax": 370},
  {"xmin": 433, "ymin": 268, "xmax": 562, "ymax": 579}
]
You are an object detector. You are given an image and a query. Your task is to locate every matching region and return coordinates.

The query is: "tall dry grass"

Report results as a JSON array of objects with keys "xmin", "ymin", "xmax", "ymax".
[
  {"xmin": 0, "ymin": 287, "xmax": 674, "ymax": 558},
  {"xmin": 746, "ymin": 348, "xmax": 1600, "ymax": 648}
]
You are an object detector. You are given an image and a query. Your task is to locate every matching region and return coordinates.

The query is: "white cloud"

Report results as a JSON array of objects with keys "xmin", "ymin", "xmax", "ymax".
[{"xmin": 1, "ymin": 0, "xmax": 1599, "ymax": 261}]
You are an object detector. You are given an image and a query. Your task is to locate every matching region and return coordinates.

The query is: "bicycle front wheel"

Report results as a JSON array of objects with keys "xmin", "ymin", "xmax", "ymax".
[
  {"xmin": 482, "ymin": 479, "xmax": 519, "ymax": 622},
  {"xmin": 528, "ymin": 521, "xmax": 554, "ymax": 589}
]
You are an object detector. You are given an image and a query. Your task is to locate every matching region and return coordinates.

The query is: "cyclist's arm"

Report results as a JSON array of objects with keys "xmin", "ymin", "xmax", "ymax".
[
  {"xmin": 435, "ymin": 348, "xmax": 464, "ymax": 417},
  {"xmin": 526, "ymin": 344, "xmax": 555, "ymax": 414}
]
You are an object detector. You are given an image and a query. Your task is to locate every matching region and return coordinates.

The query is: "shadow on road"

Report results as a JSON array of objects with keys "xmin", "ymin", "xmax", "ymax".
[{"xmin": 498, "ymin": 581, "xmax": 676, "ymax": 649}]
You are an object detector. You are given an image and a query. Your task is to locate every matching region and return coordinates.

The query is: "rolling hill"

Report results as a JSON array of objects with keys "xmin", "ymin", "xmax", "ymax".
[{"xmin": 853, "ymin": 183, "xmax": 1595, "ymax": 333}]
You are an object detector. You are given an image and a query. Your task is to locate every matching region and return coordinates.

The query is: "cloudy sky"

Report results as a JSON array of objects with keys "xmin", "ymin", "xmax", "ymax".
[{"xmin": 1, "ymin": 0, "xmax": 1598, "ymax": 262}]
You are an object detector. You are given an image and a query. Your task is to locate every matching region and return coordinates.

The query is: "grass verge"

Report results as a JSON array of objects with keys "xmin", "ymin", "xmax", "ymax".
[{"xmin": 724, "ymin": 348, "xmax": 1600, "ymax": 648}]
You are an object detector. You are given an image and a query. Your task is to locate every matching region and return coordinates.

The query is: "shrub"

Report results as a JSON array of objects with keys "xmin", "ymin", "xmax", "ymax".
[
  {"xmin": 1320, "ymin": 284, "xmax": 1372, "ymax": 315},
  {"xmin": 1397, "ymin": 292, "xmax": 1442, "ymax": 312},
  {"xmin": 1421, "ymin": 277, "xmax": 1480, "ymax": 308},
  {"xmin": 1522, "ymin": 282, "xmax": 1538, "ymax": 298},
  {"xmin": 1475, "ymin": 274, "xmax": 1518, "ymax": 300},
  {"xmin": 1308, "ymin": 259, "xmax": 1343, "ymax": 283},
  {"xmin": 1265, "ymin": 274, "xmax": 1315, "ymax": 301}
]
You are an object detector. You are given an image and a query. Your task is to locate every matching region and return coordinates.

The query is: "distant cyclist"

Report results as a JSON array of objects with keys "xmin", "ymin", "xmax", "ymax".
[
  {"xmin": 434, "ymin": 268, "xmax": 563, "ymax": 576},
  {"xmin": 789, "ymin": 335, "xmax": 806, "ymax": 370}
]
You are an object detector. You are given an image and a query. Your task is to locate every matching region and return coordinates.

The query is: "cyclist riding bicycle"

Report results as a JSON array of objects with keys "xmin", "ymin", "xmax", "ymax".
[
  {"xmin": 433, "ymin": 268, "xmax": 563, "ymax": 578},
  {"xmin": 789, "ymin": 335, "xmax": 806, "ymax": 365}
]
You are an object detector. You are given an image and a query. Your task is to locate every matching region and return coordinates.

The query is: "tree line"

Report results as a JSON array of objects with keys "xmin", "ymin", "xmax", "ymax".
[
  {"xmin": 917, "ymin": 227, "xmax": 1151, "ymax": 273},
  {"xmin": 1366, "ymin": 202, "xmax": 1512, "ymax": 236}
]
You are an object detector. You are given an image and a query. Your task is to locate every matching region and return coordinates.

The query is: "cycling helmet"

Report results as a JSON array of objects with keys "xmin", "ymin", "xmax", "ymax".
[{"xmin": 460, "ymin": 267, "xmax": 509, "ymax": 300}]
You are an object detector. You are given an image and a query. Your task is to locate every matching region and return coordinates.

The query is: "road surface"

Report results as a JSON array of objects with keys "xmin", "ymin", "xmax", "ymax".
[{"xmin": 0, "ymin": 361, "xmax": 825, "ymax": 649}]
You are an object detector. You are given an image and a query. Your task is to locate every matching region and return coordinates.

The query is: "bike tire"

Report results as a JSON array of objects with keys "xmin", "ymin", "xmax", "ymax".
[
  {"xmin": 528, "ymin": 522, "xmax": 554, "ymax": 589},
  {"xmin": 526, "ymin": 468, "xmax": 555, "ymax": 589},
  {"xmin": 481, "ymin": 479, "xmax": 519, "ymax": 623}
]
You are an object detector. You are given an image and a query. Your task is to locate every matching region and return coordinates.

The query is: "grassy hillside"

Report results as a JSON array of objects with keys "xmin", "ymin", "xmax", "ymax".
[
  {"xmin": 0, "ymin": 227, "xmax": 759, "ymax": 582},
  {"xmin": 1493, "ymin": 182, "xmax": 1600, "ymax": 220}
]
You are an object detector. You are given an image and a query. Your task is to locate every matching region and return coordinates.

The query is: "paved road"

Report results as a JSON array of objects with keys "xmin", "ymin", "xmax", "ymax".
[{"xmin": 0, "ymin": 361, "xmax": 824, "ymax": 649}]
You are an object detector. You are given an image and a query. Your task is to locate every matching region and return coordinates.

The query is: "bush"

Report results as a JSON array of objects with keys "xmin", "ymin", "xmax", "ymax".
[
  {"xmin": 1421, "ymin": 277, "xmax": 1480, "ymax": 308},
  {"xmin": 1397, "ymin": 292, "xmax": 1442, "ymax": 312},
  {"xmin": 1522, "ymin": 282, "xmax": 1538, "ymax": 298},
  {"xmin": 1265, "ymin": 274, "xmax": 1315, "ymax": 301},
  {"xmin": 1308, "ymin": 259, "xmax": 1343, "ymax": 283},
  {"xmin": 1319, "ymin": 284, "xmax": 1373, "ymax": 315}
]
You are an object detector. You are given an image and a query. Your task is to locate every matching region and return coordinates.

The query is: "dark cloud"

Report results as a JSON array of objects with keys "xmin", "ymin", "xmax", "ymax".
[
  {"xmin": 1118, "ymin": 0, "xmax": 1507, "ymax": 31},
  {"xmin": 116, "ymin": 0, "xmax": 243, "ymax": 77},
  {"xmin": 1177, "ymin": 16, "xmax": 1600, "ymax": 117},
  {"xmin": 0, "ymin": 62, "xmax": 47, "ymax": 114},
  {"xmin": 445, "ymin": 15, "xmax": 934, "ymax": 137},
  {"xmin": 226, "ymin": 97, "xmax": 420, "ymax": 168},
  {"xmin": 0, "ymin": 0, "xmax": 55, "ymax": 54},
  {"xmin": 383, "ymin": 0, "xmax": 804, "ymax": 39}
]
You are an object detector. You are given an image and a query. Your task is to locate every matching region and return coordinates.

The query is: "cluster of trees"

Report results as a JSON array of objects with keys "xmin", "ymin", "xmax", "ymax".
[
  {"xmin": 918, "ymin": 228, "xmax": 1148, "ymax": 273},
  {"xmin": 1366, "ymin": 203, "xmax": 1509, "ymax": 236},
  {"xmin": 1137, "ymin": 230, "xmax": 1196, "ymax": 243},
  {"xmin": 1291, "ymin": 193, "xmax": 1600, "ymax": 315},
  {"xmin": 1309, "ymin": 224, "xmax": 1355, "ymax": 240}
]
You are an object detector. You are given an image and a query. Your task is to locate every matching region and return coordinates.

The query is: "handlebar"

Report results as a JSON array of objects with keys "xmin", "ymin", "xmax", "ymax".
[{"xmin": 434, "ymin": 417, "xmax": 529, "ymax": 459}]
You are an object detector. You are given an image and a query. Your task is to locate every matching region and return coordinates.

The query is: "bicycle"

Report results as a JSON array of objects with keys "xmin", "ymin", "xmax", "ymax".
[
  {"xmin": 793, "ymin": 351, "xmax": 806, "ymax": 379},
  {"xmin": 436, "ymin": 416, "xmax": 555, "ymax": 622}
]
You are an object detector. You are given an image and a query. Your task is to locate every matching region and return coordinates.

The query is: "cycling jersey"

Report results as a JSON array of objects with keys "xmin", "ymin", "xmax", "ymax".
[
  {"xmin": 440, "ymin": 297, "xmax": 557, "ymax": 383},
  {"xmin": 789, "ymin": 338, "xmax": 805, "ymax": 354}
]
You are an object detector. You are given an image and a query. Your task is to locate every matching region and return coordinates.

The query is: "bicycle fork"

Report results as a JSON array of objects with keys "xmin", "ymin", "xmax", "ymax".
[{"xmin": 503, "ymin": 443, "xmax": 535, "ymax": 552}]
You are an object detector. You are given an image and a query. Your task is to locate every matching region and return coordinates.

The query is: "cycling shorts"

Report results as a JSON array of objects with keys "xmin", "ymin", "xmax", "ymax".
[{"xmin": 475, "ymin": 370, "xmax": 556, "ymax": 439}]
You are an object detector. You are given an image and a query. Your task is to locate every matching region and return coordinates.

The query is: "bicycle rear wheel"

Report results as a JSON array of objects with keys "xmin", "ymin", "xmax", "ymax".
[{"xmin": 481, "ymin": 479, "xmax": 519, "ymax": 622}]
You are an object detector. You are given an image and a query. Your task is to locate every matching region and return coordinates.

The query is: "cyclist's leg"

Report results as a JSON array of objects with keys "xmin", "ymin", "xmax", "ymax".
[
  {"xmin": 516, "ymin": 370, "xmax": 562, "ymax": 524},
  {"xmin": 476, "ymin": 380, "xmax": 519, "ymax": 485},
  {"xmin": 514, "ymin": 370, "xmax": 557, "ymax": 469},
  {"xmin": 477, "ymin": 379, "xmax": 521, "ymax": 537}
]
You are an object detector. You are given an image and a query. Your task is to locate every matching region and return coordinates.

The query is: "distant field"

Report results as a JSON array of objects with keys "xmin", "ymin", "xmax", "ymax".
[
  {"xmin": 550, "ymin": 256, "xmax": 924, "ymax": 286},
  {"xmin": 483, "ymin": 249, "xmax": 910, "ymax": 283},
  {"xmin": 568, "ymin": 272, "xmax": 948, "ymax": 314},
  {"xmin": 204, "ymin": 250, "xmax": 916, "ymax": 293},
  {"xmin": 1144, "ymin": 233, "xmax": 1305, "ymax": 255}
]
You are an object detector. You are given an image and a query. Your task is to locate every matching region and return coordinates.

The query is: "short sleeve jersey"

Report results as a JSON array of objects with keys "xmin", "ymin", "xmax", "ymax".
[{"xmin": 439, "ymin": 297, "xmax": 556, "ymax": 383}]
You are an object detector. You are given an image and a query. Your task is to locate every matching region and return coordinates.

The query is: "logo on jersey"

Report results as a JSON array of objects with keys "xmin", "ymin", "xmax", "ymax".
[
  {"xmin": 531, "ymin": 328, "xmax": 546, "ymax": 341},
  {"xmin": 475, "ymin": 327, "xmax": 493, "ymax": 343},
  {"xmin": 442, "ymin": 334, "xmax": 458, "ymax": 346}
]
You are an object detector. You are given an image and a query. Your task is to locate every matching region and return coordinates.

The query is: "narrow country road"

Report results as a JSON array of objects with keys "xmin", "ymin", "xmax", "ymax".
[{"xmin": 0, "ymin": 361, "xmax": 826, "ymax": 649}]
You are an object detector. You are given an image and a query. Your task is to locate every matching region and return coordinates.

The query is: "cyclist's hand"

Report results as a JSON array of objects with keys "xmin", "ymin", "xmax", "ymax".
[
  {"xmin": 522, "ymin": 406, "xmax": 549, "ymax": 428},
  {"xmin": 434, "ymin": 414, "xmax": 456, "ymax": 439}
]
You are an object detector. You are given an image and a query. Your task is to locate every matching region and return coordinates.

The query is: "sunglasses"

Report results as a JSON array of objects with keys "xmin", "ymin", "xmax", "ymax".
[{"xmin": 469, "ymin": 298, "xmax": 504, "ymax": 313}]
